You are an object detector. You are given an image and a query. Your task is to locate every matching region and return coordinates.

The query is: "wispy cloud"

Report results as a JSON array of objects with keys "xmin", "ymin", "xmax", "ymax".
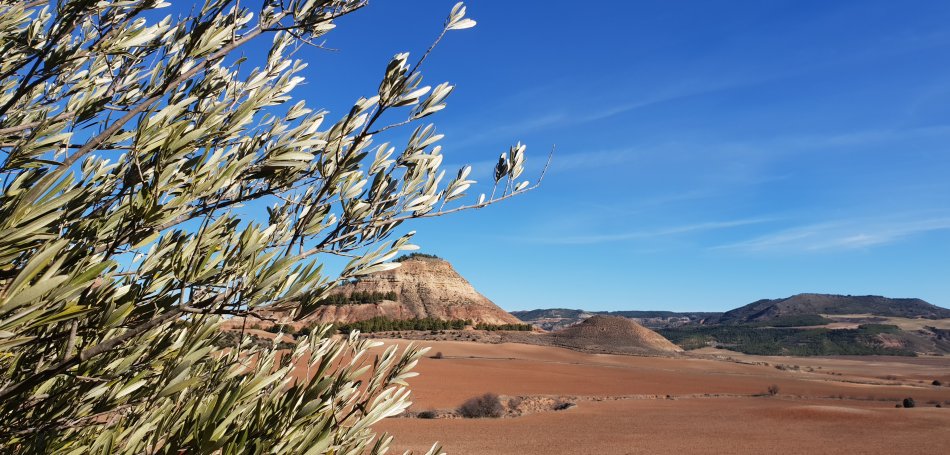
[
  {"xmin": 585, "ymin": 190, "xmax": 720, "ymax": 217},
  {"xmin": 764, "ymin": 124, "xmax": 950, "ymax": 150},
  {"xmin": 546, "ymin": 148, "xmax": 638, "ymax": 173},
  {"xmin": 713, "ymin": 215, "xmax": 950, "ymax": 253},
  {"xmin": 444, "ymin": 75, "xmax": 766, "ymax": 149},
  {"xmin": 526, "ymin": 217, "xmax": 774, "ymax": 245}
]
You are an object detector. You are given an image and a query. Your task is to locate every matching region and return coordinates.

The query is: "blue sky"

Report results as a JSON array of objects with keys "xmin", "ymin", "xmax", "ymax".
[{"xmin": 249, "ymin": 1, "xmax": 950, "ymax": 312}]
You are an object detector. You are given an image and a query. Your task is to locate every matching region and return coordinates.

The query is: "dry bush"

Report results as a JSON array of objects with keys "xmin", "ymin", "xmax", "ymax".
[
  {"xmin": 416, "ymin": 410, "xmax": 438, "ymax": 419},
  {"xmin": 553, "ymin": 401, "xmax": 575, "ymax": 411},
  {"xmin": 458, "ymin": 393, "xmax": 504, "ymax": 418},
  {"xmin": 767, "ymin": 384, "xmax": 780, "ymax": 396}
]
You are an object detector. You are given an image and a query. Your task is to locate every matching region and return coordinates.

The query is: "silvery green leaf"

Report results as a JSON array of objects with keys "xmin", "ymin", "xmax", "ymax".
[
  {"xmin": 447, "ymin": 18, "xmax": 476, "ymax": 30},
  {"xmin": 354, "ymin": 262, "xmax": 401, "ymax": 276}
]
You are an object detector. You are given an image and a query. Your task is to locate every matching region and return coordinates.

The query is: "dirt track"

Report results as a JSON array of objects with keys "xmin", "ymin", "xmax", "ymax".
[{"xmin": 371, "ymin": 340, "xmax": 950, "ymax": 454}]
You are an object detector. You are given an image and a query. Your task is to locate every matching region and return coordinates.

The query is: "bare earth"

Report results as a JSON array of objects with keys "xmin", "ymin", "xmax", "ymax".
[
  {"xmin": 372, "ymin": 340, "xmax": 950, "ymax": 454},
  {"xmin": 818, "ymin": 314, "xmax": 950, "ymax": 331}
]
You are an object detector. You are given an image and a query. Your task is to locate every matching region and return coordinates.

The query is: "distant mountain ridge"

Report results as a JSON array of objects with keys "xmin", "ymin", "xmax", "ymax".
[
  {"xmin": 512, "ymin": 308, "xmax": 721, "ymax": 331},
  {"xmin": 514, "ymin": 294, "xmax": 950, "ymax": 330},
  {"xmin": 717, "ymin": 293, "xmax": 950, "ymax": 324},
  {"xmin": 514, "ymin": 293, "xmax": 950, "ymax": 356}
]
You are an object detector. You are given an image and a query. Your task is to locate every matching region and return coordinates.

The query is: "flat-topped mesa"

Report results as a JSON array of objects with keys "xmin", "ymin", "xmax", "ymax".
[{"xmin": 298, "ymin": 256, "xmax": 522, "ymax": 325}]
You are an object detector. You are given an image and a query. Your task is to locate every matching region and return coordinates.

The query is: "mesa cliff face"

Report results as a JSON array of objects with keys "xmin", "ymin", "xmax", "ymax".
[{"xmin": 299, "ymin": 257, "xmax": 521, "ymax": 325}]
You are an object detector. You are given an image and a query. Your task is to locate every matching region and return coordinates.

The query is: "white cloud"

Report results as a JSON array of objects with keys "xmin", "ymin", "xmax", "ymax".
[
  {"xmin": 444, "ymin": 74, "xmax": 765, "ymax": 149},
  {"xmin": 714, "ymin": 215, "xmax": 950, "ymax": 253},
  {"xmin": 526, "ymin": 217, "xmax": 774, "ymax": 245}
]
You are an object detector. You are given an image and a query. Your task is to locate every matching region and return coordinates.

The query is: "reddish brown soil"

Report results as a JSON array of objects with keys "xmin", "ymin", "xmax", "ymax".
[
  {"xmin": 371, "ymin": 340, "xmax": 950, "ymax": 454},
  {"xmin": 381, "ymin": 398, "xmax": 950, "ymax": 454}
]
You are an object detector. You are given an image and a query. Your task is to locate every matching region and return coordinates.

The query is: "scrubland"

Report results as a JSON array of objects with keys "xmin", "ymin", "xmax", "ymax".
[{"xmin": 372, "ymin": 340, "xmax": 950, "ymax": 454}]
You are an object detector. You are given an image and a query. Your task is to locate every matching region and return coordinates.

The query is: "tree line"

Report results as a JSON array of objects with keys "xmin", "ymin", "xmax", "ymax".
[
  {"xmin": 316, "ymin": 291, "xmax": 399, "ymax": 306},
  {"xmin": 394, "ymin": 253, "xmax": 442, "ymax": 262},
  {"xmin": 254, "ymin": 317, "xmax": 534, "ymax": 335}
]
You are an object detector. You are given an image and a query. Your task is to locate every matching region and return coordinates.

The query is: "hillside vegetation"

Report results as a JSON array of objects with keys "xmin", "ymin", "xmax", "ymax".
[
  {"xmin": 659, "ymin": 323, "xmax": 918, "ymax": 356},
  {"xmin": 718, "ymin": 294, "xmax": 950, "ymax": 323}
]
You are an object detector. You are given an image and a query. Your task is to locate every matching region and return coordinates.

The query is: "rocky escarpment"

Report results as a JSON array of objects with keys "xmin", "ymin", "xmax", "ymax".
[{"xmin": 299, "ymin": 257, "xmax": 521, "ymax": 325}]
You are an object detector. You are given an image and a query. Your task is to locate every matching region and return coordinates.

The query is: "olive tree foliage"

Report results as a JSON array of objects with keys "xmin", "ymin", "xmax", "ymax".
[{"xmin": 0, "ymin": 0, "xmax": 541, "ymax": 453}]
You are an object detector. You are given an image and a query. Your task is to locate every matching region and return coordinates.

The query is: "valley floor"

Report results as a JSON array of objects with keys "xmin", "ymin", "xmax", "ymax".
[{"xmin": 371, "ymin": 340, "xmax": 950, "ymax": 454}]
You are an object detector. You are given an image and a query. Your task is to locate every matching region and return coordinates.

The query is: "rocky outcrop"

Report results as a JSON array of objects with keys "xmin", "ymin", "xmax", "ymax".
[{"xmin": 299, "ymin": 257, "xmax": 521, "ymax": 325}]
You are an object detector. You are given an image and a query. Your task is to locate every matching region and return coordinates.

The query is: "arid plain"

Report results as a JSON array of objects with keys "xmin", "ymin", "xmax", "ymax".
[{"xmin": 373, "ymin": 339, "xmax": 950, "ymax": 454}]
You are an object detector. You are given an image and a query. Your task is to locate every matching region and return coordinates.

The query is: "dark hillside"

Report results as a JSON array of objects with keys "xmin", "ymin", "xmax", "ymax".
[{"xmin": 719, "ymin": 294, "xmax": 950, "ymax": 323}]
